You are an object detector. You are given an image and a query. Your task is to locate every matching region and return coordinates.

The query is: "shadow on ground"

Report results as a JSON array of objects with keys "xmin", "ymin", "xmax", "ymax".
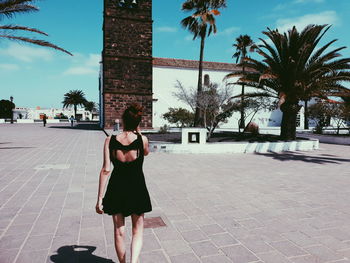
[
  {"xmin": 49, "ymin": 122, "xmax": 102, "ymax": 131},
  {"xmin": 0, "ymin": 146, "xmax": 35, "ymax": 150},
  {"xmin": 50, "ymin": 245, "xmax": 114, "ymax": 263},
  {"xmin": 256, "ymin": 151, "xmax": 350, "ymax": 164}
]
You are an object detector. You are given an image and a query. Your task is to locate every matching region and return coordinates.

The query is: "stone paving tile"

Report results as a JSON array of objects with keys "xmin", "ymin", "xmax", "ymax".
[
  {"xmin": 22, "ymin": 233, "xmax": 54, "ymax": 251},
  {"xmin": 16, "ymin": 249, "xmax": 49, "ymax": 263},
  {"xmin": 314, "ymin": 235, "xmax": 350, "ymax": 251},
  {"xmin": 154, "ymin": 228, "xmax": 183, "ymax": 242},
  {"xmin": 236, "ymin": 218, "xmax": 265, "ymax": 229},
  {"xmin": 269, "ymin": 240, "xmax": 309, "ymax": 257},
  {"xmin": 0, "ymin": 234, "xmax": 27, "ymax": 250},
  {"xmin": 282, "ymin": 231, "xmax": 320, "ymax": 247},
  {"xmin": 140, "ymin": 250, "xmax": 169, "ymax": 263},
  {"xmin": 289, "ymin": 254, "xmax": 324, "ymax": 263},
  {"xmin": 239, "ymin": 236, "xmax": 275, "ymax": 254},
  {"xmin": 321, "ymin": 228, "xmax": 350, "ymax": 242},
  {"xmin": 161, "ymin": 239, "xmax": 192, "ymax": 256},
  {"xmin": 257, "ymin": 250, "xmax": 293, "ymax": 263},
  {"xmin": 170, "ymin": 253, "xmax": 201, "ymax": 263},
  {"xmin": 199, "ymin": 224, "xmax": 226, "ymax": 236},
  {"xmin": 173, "ymin": 220, "xmax": 200, "ymax": 232},
  {"xmin": 209, "ymin": 232, "xmax": 239, "ymax": 247},
  {"xmin": 181, "ymin": 229, "xmax": 208, "ymax": 243},
  {"xmin": 189, "ymin": 240, "xmax": 220, "ymax": 258},
  {"xmin": 200, "ymin": 254, "xmax": 233, "ymax": 263},
  {"xmin": 4, "ymin": 224, "xmax": 33, "ymax": 236},
  {"xmin": 340, "ymin": 248, "xmax": 350, "ymax": 258},
  {"xmin": 0, "ymin": 249, "xmax": 19, "ymax": 263},
  {"xmin": 221, "ymin": 244, "xmax": 259, "ymax": 262},
  {"xmin": 142, "ymin": 233, "xmax": 162, "ymax": 252},
  {"xmin": 304, "ymin": 245, "xmax": 345, "ymax": 262}
]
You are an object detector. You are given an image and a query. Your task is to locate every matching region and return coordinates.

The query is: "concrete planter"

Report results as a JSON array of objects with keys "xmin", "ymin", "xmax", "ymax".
[
  {"xmin": 150, "ymin": 139, "xmax": 319, "ymax": 154},
  {"xmin": 298, "ymin": 133, "xmax": 350, "ymax": 145},
  {"xmin": 47, "ymin": 119, "xmax": 60, "ymax": 123},
  {"xmin": 16, "ymin": 119, "xmax": 34, "ymax": 123}
]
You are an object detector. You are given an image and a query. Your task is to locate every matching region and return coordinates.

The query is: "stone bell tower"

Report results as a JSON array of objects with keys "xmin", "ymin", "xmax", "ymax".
[{"xmin": 102, "ymin": 0, "xmax": 153, "ymax": 129}]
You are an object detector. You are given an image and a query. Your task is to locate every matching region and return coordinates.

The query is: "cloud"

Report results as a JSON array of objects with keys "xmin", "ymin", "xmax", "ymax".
[
  {"xmin": 85, "ymin": 54, "xmax": 101, "ymax": 68},
  {"xmin": 64, "ymin": 67, "xmax": 98, "ymax": 75},
  {"xmin": 215, "ymin": 27, "xmax": 240, "ymax": 37},
  {"xmin": 0, "ymin": 43, "xmax": 53, "ymax": 62},
  {"xmin": 0, "ymin": 63, "xmax": 19, "ymax": 71},
  {"xmin": 155, "ymin": 26, "xmax": 177, "ymax": 33},
  {"xmin": 276, "ymin": 11, "xmax": 338, "ymax": 32},
  {"xmin": 294, "ymin": 0, "xmax": 324, "ymax": 3},
  {"xmin": 185, "ymin": 35, "xmax": 194, "ymax": 41},
  {"xmin": 273, "ymin": 3, "xmax": 289, "ymax": 11},
  {"xmin": 63, "ymin": 53, "xmax": 100, "ymax": 76},
  {"xmin": 184, "ymin": 26, "xmax": 240, "ymax": 41}
]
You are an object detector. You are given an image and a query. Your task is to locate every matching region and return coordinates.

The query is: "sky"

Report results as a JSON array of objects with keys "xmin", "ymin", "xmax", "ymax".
[{"xmin": 1, "ymin": 0, "xmax": 349, "ymax": 109}]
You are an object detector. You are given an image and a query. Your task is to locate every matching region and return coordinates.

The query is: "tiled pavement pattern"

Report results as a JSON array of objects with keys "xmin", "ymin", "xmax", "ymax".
[{"xmin": 1, "ymin": 123, "xmax": 350, "ymax": 263}]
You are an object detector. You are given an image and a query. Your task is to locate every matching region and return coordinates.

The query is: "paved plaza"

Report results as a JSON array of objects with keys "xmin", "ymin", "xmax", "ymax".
[{"xmin": 1, "ymin": 123, "xmax": 350, "ymax": 263}]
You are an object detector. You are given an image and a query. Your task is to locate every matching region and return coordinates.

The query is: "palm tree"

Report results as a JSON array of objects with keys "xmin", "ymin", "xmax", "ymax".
[
  {"xmin": 181, "ymin": 0, "xmax": 226, "ymax": 127},
  {"xmin": 232, "ymin": 34, "xmax": 255, "ymax": 131},
  {"xmin": 84, "ymin": 101, "xmax": 96, "ymax": 120},
  {"xmin": 0, "ymin": 0, "xmax": 72, "ymax": 55},
  {"xmin": 227, "ymin": 24, "xmax": 350, "ymax": 140},
  {"xmin": 62, "ymin": 90, "xmax": 87, "ymax": 118}
]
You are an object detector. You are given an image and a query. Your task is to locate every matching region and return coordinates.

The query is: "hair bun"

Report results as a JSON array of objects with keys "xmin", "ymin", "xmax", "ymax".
[
  {"xmin": 130, "ymin": 103, "xmax": 143, "ymax": 114},
  {"xmin": 122, "ymin": 103, "xmax": 143, "ymax": 131}
]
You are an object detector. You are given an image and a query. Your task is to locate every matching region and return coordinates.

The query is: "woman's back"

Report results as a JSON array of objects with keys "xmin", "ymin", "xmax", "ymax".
[{"xmin": 114, "ymin": 132, "xmax": 139, "ymax": 163}]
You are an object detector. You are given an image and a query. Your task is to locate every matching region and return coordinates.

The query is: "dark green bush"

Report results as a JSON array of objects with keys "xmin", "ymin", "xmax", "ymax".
[{"xmin": 162, "ymin": 108, "xmax": 194, "ymax": 127}]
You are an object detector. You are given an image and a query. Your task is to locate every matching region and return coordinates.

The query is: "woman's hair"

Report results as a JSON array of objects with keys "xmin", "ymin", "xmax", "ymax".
[{"xmin": 122, "ymin": 103, "xmax": 143, "ymax": 131}]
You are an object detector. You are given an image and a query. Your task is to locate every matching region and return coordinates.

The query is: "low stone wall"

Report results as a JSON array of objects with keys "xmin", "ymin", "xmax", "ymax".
[
  {"xmin": 298, "ymin": 133, "xmax": 350, "ymax": 145},
  {"xmin": 150, "ymin": 139, "xmax": 319, "ymax": 154},
  {"xmin": 0, "ymin": 119, "xmax": 71, "ymax": 124},
  {"xmin": 17, "ymin": 119, "xmax": 34, "ymax": 123}
]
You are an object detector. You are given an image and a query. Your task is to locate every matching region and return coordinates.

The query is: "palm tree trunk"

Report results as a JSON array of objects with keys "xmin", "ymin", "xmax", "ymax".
[
  {"xmin": 194, "ymin": 35, "xmax": 206, "ymax": 127},
  {"xmin": 240, "ymin": 64, "xmax": 246, "ymax": 132},
  {"xmin": 74, "ymin": 105, "xmax": 77, "ymax": 118},
  {"xmin": 280, "ymin": 102, "xmax": 300, "ymax": 140},
  {"xmin": 304, "ymin": 100, "xmax": 309, "ymax": 130},
  {"xmin": 280, "ymin": 112, "xmax": 297, "ymax": 140}
]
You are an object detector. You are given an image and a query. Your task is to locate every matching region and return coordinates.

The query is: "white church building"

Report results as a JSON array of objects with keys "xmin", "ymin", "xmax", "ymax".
[{"xmin": 152, "ymin": 57, "xmax": 302, "ymax": 131}]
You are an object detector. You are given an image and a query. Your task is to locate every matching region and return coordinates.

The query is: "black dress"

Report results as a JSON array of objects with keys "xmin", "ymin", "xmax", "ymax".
[{"xmin": 102, "ymin": 133, "xmax": 152, "ymax": 217}]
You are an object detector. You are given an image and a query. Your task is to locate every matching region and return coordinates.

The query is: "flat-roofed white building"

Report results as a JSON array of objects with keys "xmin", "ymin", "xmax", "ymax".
[
  {"xmin": 12, "ymin": 107, "xmax": 99, "ymax": 121},
  {"xmin": 152, "ymin": 57, "xmax": 287, "ymax": 130}
]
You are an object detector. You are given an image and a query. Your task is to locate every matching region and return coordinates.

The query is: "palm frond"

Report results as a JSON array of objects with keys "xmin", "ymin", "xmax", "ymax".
[
  {"xmin": 0, "ymin": 0, "xmax": 38, "ymax": 20},
  {"xmin": 0, "ymin": 35, "xmax": 73, "ymax": 56},
  {"xmin": 0, "ymin": 24, "xmax": 48, "ymax": 35}
]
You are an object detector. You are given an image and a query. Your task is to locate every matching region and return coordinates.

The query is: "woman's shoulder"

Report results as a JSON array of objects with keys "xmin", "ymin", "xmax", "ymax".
[
  {"xmin": 141, "ymin": 134, "xmax": 149, "ymax": 142},
  {"xmin": 104, "ymin": 135, "xmax": 113, "ymax": 145}
]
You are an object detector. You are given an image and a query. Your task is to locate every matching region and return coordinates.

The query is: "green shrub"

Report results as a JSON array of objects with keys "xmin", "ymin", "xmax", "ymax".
[
  {"xmin": 159, "ymin": 124, "xmax": 170, "ymax": 134},
  {"xmin": 162, "ymin": 108, "xmax": 194, "ymax": 127}
]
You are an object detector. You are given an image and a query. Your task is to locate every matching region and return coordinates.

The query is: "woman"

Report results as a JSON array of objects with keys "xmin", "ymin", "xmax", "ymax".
[{"xmin": 96, "ymin": 103, "xmax": 152, "ymax": 263}]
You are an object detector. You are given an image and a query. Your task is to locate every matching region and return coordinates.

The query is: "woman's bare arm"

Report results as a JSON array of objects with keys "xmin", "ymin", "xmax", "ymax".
[
  {"xmin": 142, "ymin": 135, "xmax": 150, "ymax": 156},
  {"xmin": 96, "ymin": 136, "xmax": 112, "ymax": 214}
]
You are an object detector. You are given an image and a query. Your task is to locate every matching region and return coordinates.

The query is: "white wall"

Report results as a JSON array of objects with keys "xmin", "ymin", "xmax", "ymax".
[
  {"xmin": 152, "ymin": 65, "xmax": 283, "ymax": 129},
  {"xmin": 12, "ymin": 107, "xmax": 98, "ymax": 121}
]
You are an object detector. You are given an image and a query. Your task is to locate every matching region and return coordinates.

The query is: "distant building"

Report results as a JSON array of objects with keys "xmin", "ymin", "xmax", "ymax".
[{"xmin": 12, "ymin": 106, "xmax": 99, "ymax": 121}]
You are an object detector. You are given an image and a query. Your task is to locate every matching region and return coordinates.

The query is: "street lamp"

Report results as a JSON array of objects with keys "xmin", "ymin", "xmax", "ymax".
[{"xmin": 10, "ymin": 96, "xmax": 14, "ymax": 124}]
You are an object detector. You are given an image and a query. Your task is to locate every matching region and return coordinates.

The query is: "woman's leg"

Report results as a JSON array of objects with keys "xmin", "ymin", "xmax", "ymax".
[
  {"xmin": 112, "ymin": 214, "xmax": 126, "ymax": 263},
  {"xmin": 130, "ymin": 213, "xmax": 144, "ymax": 263}
]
